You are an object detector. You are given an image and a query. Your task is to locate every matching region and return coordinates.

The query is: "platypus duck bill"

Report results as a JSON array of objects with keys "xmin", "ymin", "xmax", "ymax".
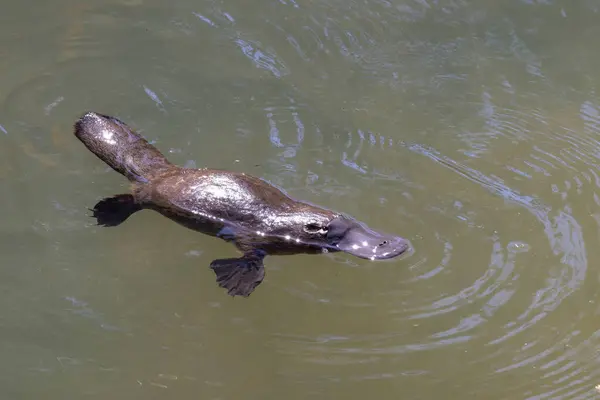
[{"xmin": 325, "ymin": 216, "xmax": 410, "ymax": 260}]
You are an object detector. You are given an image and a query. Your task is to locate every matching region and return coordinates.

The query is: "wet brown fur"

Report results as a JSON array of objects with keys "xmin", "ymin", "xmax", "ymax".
[{"xmin": 74, "ymin": 111, "xmax": 409, "ymax": 297}]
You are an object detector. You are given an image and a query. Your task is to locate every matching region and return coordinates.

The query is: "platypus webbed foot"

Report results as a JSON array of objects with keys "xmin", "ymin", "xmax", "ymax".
[
  {"xmin": 209, "ymin": 255, "xmax": 265, "ymax": 297},
  {"xmin": 90, "ymin": 194, "xmax": 142, "ymax": 227}
]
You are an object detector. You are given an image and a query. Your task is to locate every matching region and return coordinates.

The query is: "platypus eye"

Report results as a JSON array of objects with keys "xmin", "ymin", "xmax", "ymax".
[{"xmin": 304, "ymin": 223, "xmax": 328, "ymax": 235}]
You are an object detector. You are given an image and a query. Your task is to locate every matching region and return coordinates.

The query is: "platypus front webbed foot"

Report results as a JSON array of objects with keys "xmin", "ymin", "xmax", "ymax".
[
  {"xmin": 209, "ymin": 255, "xmax": 265, "ymax": 297},
  {"xmin": 90, "ymin": 194, "xmax": 142, "ymax": 227}
]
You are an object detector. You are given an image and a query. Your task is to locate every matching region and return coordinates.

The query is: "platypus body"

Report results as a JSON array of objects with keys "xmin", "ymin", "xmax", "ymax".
[{"xmin": 74, "ymin": 112, "xmax": 410, "ymax": 297}]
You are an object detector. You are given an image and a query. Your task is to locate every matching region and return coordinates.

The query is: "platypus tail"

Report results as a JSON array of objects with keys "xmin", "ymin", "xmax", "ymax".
[{"xmin": 74, "ymin": 112, "xmax": 173, "ymax": 183}]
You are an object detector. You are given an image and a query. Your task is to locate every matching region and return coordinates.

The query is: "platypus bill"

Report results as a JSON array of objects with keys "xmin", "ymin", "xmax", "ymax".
[{"xmin": 74, "ymin": 112, "xmax": 411, "ymax": 297}]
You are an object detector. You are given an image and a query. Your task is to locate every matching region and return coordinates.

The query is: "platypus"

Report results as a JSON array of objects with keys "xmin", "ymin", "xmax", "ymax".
[{"xmin": 74, "ymin": 112, "xmax": 411, "ymax": 297}]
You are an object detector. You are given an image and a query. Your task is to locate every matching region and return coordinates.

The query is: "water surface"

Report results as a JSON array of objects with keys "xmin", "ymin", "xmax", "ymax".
[{"xmin": 1, "ymin": 0, "xmax": 600, "ymax": 399}]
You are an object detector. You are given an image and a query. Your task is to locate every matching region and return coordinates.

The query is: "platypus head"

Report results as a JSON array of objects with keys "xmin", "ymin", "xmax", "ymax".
[{"xmin": 303, "ymin": 215, "xmax": 411, "ymax": 260}]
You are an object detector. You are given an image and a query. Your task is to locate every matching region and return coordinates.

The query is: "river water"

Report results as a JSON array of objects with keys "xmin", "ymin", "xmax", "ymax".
[{"xmin": 1, "ymin": 0, "xmax": 600, "ymax": 399}]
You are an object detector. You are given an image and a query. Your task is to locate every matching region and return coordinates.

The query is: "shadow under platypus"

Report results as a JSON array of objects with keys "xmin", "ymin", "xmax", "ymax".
[{"xmin": 74, "ymin": 112, "xmax": 411, "ymax": 297}]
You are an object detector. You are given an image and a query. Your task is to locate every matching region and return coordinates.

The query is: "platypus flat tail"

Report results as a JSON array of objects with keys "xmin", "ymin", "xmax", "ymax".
[{"xmin": 74, "ymin": 112, "xmax": 173, "ymax": 183}]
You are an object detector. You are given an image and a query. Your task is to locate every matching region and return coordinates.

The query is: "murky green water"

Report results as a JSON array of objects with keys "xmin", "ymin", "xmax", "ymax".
[{"xmin": 2, "ymin": 0, "xmax": 600, "ymax": 398}]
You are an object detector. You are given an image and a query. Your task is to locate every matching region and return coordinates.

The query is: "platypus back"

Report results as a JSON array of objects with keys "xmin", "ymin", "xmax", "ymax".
[{"xmin": 74, "ymin": 112, "xmax": 173, "ymax": 183}]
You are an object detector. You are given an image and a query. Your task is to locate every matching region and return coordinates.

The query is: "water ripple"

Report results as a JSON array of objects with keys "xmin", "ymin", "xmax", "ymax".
[
  {"xmin": 263, "ymin": 97, "xmax": 596, "ymax": 397},
  {"xmin": 234, "ymin": 37, "xmax": 290, "ymax": 78}
]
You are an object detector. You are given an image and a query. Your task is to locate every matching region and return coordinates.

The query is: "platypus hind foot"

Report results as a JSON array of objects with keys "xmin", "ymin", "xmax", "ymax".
[
  {"xmin": 210, "ymin": 255, "xmax": 265, "ymax": 297},
  {"xmin": 90, "ymin": 194, "xmax": 142, "ymax": 227}
]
